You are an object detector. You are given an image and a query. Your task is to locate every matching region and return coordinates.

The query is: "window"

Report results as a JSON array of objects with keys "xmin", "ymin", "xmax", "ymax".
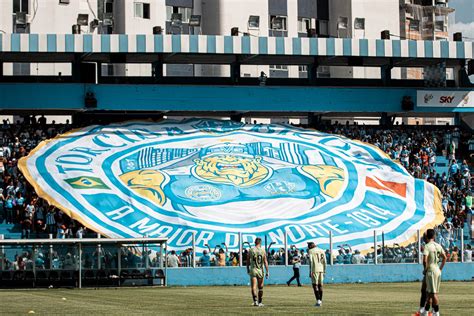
[
  {"xmin": 13, "ymin": 0, "xmax": 29, "ymax": 13},
  {"xmin": 434, "ymin": 21, "xmax": 445, "ymax": 32},
  {"xmin": 134, "ymin": 2, "xmax": 150, "ymax": 19},
  {"xmin": 270, "ymin": 65, "xmax": 288, "ymax": 70},
  {"xmin": 166, "ymin": 6, "xmax": 192, "ymax": 23},
  {"xmin": 270, "ymin": 16, "xmax": 287, "ymax": 31},
  {"xmin": 105, "ymin": 0, "xmax": 114, "ymax": 13},
  {"xmin": 298, "ymin": 18, "xmax": 311, "ymax": 33},
  {"xmin": 317, "ymin": 20, "xmax": 329, "ymax": 37},
  {"xmin": 354, "ymin": 18, "xmax": 365, "ymax": 30},
  {"xmin": 409, "ymin": 19, "xmax": 420, "ymax": 32},
  {"xmin": 298, "ymin": 65, "xmax": 308, "ymax": 72}
]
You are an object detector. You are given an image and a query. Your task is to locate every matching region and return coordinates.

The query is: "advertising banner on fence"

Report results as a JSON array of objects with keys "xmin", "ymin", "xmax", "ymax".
[
  {"xmin": 417, "ymin": 90, "xmax": 474, "ymax": 107},
  {"xmin": 19, "ymin": 119, "xmax": 443, "ymax": 251}
]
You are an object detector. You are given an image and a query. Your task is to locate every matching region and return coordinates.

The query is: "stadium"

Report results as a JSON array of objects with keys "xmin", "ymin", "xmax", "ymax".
[{"xmin": 0, "ymin": 0, "xmax": 473, "ymax": 315}]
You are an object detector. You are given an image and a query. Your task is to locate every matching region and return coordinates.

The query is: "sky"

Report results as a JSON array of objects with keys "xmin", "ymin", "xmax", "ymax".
[{"xmin": 450, "ymin": 0, "xmax": 474, "ymax": 40}]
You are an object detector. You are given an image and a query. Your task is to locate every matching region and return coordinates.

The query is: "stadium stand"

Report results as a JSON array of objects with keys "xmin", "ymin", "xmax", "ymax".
[{"xmin": 1, "ymin": 118, "xmax": 472, "ymax": 270}]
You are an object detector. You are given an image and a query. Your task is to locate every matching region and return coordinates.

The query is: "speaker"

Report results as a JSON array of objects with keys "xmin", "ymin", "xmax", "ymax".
[
  {"xmin": 401, "ymin": 96, "xmax": 414, "ymax": 111},
  {"xmin": 153, "ymin": 26, "xmax": 162, "ymax": 35},
  {"xmin": 231, "ymin": 27, "xmax": 239, "ymax": 36},
  {"xmin": 381, "ymin": 30, "xmax": 390, "ymax": 40},
  {"xmin": 72, "ymin": 24, "xmax": 81, "ymax": 34},
  {"xmin": 453, "ymin": 32, "xmax": 462, "ymax": 42},
  {"xmin": 80, "ymin": 62, "xmax": 97, "ymax": 84},
  {"xmin": 84, "ymin": 92, "xmax": 97, "ymax": 109}
]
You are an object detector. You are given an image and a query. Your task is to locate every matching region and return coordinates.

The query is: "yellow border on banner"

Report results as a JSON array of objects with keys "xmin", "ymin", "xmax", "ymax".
[{"xmin": 18, "ymin": 120, "xmax": 445, "ymax": 245}]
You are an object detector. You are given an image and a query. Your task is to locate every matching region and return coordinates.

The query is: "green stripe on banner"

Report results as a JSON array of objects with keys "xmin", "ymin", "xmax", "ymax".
[
  {"xmin": 83, "ymin": 34, "xmax": 92, "ymax": 52},
  {"xmin": 456, "ymin": 42, "xmax": 465, "ymax": 59},
  {"xmin": 224, "ymin": 36, "xmax": 233, "ymax": 54},
  {"xmin": 258, "ymin": 37, "xmax": 267, "ymax": 54},
  {"xmin": 119, "ymin": 34, "xmax": 128, "ymax": 53},
  {"xmin": 275, "ymin": 37, "xmax": 284, "ymax": 54},
  {"xmin": 47, "ymin": 34, "xmax": 57, "ymax": 52},
  {"xmin": 392, "ymin": 40, "xmax": 401, "ymax": 57},
  {"xmin": 190, "ymin": 35, "xmax": 199, "ymax": 53},
  {"xmin": 359, "ymin": 39, "xmax": 368, "ymax": 56},
  {"xmin": 65, "ymin": 34, "xmax": 75, "ymax": 52},
  {"xmin": 154, "ymin": 35, "xmax": 163, "ymax": 52},
  {"xmin": 29, "ymin": 34, "xmax": 39, "ymax": 52},
  {"xmin": 424, "ymin": 41, "xmax": 433, "ymax": 58},
  {"xmin": 292, "ymin": 37, "xmax": 301, "ymax": 55},
  {"xmin": 241, "ymin": 36, "xmax": 250, "ymax": 54},
  {"xmin": 136, "ymin": 35, "xmax": 146, "ymax": 53},
  {"xmin": 172, "ymin": 35, "xmax": 181, "ymax": 53},
  {"xmin": 207, "ymin": 35, "xmax": 216, "ymax": 53},
  {"xmin": 375, "ymin": 40, "xmax": 384, "ymax": 57},
  {"xmin": 408, "ymin": 41, "xmax": 417, "ymax": 57},
  {"xmin": 343, "ymin": 38, "xmax": 352, "ymax": 56},
  {"xmin": 101, "ymin": 34, "xmax": 110, "ymax": 52},
  {"xmin": 440, "ymin": 41, "xmax": 449, "ymax": 58},
  {"xmin": 326, "ymin": 38, "xmax": 335, "ymax": 55},
  {"xmin": 11, "ymin": 34, "xmax": 20, "ymax": 52},
  {"xmin": 309, "ymin": 38, "xmax": 318, "ymax": 55}
]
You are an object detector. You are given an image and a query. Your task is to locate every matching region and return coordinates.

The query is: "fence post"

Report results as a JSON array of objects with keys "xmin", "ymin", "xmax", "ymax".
[
  {"xmin": 284, "ymin": 230, "xmax": 288, "ymax": 266},
  {"xmin": 329, "ymin": 231, "xmax": 333, "ymax": 266},
  {"xmin": 417, "ymin": 230, "xmax": 422, "ymax": 264},
  {"xmin": 117, "ymin": 244, "xmax": 121, "ymax": 286},
  {"xmin": 164, "ymin": 242, "xmax": 168, "ymax": 286},
  {"xmin": 239, "ymin": 232, "xmax": 243, "ymax": 267},
  {"xmin": 49, "ymin": 234, "xmax": 53, "ymax": 270},
  {"xmin": 192, "ymin": 232, "xmax": 196, "ymax": 268},
  {"xmin": 374, "ymin": 230, "xmax": 377, "ymax": 265},
  {"xmin": 97, "ymin": 233, "xmax": 101, "ymax": 270},
  {"xmin": 78, "ymin": 241, "xmax": 82, "ymax": 289},
  {"xmin": 460, "ymin": 228, "xmax": 464, "ymax": 263},
  {"xmin": 0, "ymin": 234, "xmax": 4, "ymax": 271}
]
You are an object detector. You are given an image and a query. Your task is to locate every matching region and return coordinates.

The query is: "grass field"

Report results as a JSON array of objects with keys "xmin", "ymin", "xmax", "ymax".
[{"xmin": 0, "ymin": 282, "xmax": 472, "ymax": 315}]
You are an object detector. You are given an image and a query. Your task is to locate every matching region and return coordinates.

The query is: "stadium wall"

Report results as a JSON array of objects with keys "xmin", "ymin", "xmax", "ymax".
[{"xmin": 163, "ymin": 263, "xmax": 474, "ymax": 286}]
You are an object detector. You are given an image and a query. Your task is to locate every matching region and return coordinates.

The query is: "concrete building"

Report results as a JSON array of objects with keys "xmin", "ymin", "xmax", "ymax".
[{"xmin": 0, "ymin": 0, "xmax": 454, "ymax": 81}]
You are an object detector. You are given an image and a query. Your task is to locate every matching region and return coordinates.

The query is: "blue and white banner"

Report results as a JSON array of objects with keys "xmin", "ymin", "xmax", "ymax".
[{"xmin": 19, "ymin": 119, "xmax": 443, "ymax": 251}]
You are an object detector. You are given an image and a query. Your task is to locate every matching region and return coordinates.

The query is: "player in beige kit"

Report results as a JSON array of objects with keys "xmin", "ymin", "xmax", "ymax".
[
  {"xmin": 308, "ymin": 242, "xmax": 326, "ymax": 307},
  {"xmin": 246, "ymin": 238, "xmax": 269, "ymax": 307},
  {"xmin": 422, "ymin": 229, "xmax": 447, "ymax": 316}
]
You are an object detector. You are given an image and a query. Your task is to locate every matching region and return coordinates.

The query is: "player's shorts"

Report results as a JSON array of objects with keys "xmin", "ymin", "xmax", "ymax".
[
  {"xmin": 426, "ymin": 269, "xmax": 441, "ymax": 294},
  {"xmin": 311, "ymin": 272, "xmax": 324, "ymax": 285},
  {"xmin": 249, "ymin": 268, "xmax": 264, "ymax": 279}
]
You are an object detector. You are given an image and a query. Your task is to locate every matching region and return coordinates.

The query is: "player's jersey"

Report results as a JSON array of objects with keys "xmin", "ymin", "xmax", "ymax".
[
  {"xmin": 309, "ymin": 247, "xmax": 326, "ymax": 273},
  {"xmin": 249, "ymin": 246, "xmax": 266, "ymax": 272},
  {"xmin": 423, "ymin": 241, "xmax": 445, "ymax": 272}
]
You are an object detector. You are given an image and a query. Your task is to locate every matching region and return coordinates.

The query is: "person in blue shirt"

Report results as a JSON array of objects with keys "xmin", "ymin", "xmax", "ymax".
[
  {"xmin": 449, "ymin": 159, "xmax": 459, "ymax": 176},
  {"xmin": 200, "ymin": 250, "xmax": 211, "ymax": 267}
]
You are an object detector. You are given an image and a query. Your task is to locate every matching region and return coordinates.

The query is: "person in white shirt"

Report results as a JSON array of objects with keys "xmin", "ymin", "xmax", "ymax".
[
  {"xmin": 167, "ymin": 250, "xmax": 180, "ymax": 267},
  {"xmin": 464, "ymin": 245, "xmax": 472, "ymax": 263}
]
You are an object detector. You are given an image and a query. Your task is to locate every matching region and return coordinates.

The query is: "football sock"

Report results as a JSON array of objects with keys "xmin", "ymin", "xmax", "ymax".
[
  {"xmin": 318, "ymin": 285, "xmax": 323, "ymax": 301},
  {"xmin": 312, "ymin": 284, "xmax": 318, "ymax": 300},
  {"xmin": 419, "ymin": 291, "xmax": 427, "ymax": 308},
  {"xmin": 425, "ymin": 303, "xmax": 431, "ymax": 311},
  {"xmin": 433, "ymin": 305, "xmax": 439, "ymax": 312},
  {"xmin": 252, "ymin": 295, "xmax": 257, "ymax": 302},
  {"xmin": 258, "ymin": 290, "xmax": 263, "ymax": 303}
]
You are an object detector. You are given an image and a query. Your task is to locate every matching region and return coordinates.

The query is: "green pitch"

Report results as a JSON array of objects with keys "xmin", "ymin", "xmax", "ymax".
[{"xmin": 0, "ymin": 282, "xmax": 472, "ymax": 315}]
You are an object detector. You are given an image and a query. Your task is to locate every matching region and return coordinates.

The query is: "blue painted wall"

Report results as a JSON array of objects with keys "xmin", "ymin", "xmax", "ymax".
[
  {"xmin": 164, "ymin": 263, "xmax": 474, "ymax": 286},
  {"xmin": 1, "ymin": 83, "xmax": 473, "ymax": 113}
]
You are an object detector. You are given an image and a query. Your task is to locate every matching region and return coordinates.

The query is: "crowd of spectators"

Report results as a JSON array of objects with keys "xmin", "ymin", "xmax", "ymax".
[{"xmin": 0, "ymin": 117, "xmax": 472, "ymax": 267}]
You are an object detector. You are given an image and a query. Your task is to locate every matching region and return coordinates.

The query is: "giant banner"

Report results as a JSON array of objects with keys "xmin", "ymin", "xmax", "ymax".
[{"xmin": 19, "ymin": 119, "xmax": 443, "ymax": 251}]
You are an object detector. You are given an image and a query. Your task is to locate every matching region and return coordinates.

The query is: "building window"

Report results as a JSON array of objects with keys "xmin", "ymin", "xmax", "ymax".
[
  {"xmin": 298, "ymin": 18, "xmax": 311, "ymax": 33},
  {"xmin": 298, "ymin": 65, "xmax": 308, "ymax": 72},
  {"xmin": 166, "ymin": 6, "xmax": 192, "ymax": 23},
  {"xmin": 134, "ymin": 2, "xmax": 150, "ymax": 19},
  {"xmin": 13, "ymin": 0, "xmax": 29, "ymax": 13},
  {"xmin": 317, "ymin": 20, "xmax": 329, "ymax": 37},
  {"xmin": 270, "ymin": 65, "xmax": 288, "ymax": 70},
  {"xmin": 409, "ymin": 19, "xmax": 420, "ymax": 32},
  {"xmin": 270, "ymin": 16, "xmax": 287, "ymax": 31},
  {"xmin": 354, "ymin": 18, "xmax": 365, "ymax": 30}
]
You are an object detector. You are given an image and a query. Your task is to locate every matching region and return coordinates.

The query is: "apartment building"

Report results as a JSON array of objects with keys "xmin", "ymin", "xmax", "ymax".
[{"xmin": 0, "ymin": 0, "xmax": 454, "ymax": 80}]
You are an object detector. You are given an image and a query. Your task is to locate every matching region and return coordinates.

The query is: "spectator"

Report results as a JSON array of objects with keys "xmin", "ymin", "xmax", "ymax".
[
  {"xmin": 464, "ymin": 245, "xmax": 472, "ymax": 263},
  {"xmin": 351, "ymin": 250, "xmax": 366, "ymax": 264},
  {"xmin": 167, "ymin": 250, "xmax": 180, "ymax": 267},
  {"xmin": 449, "ymin": 246, "xmax": 460, "ymax": 262},
  {"xmin": 200, "ymin": 250, "xmax": 211, "ymax": 267}
]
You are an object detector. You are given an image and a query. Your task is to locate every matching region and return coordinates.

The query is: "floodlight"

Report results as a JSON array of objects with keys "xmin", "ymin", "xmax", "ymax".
[
  {"xmin": 354, "ymin": 18, "xmax": 365, "ymax": 30},
  {"xmin": 337, "ymin": 16, "xmax": 348, "ymax": 30}
]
